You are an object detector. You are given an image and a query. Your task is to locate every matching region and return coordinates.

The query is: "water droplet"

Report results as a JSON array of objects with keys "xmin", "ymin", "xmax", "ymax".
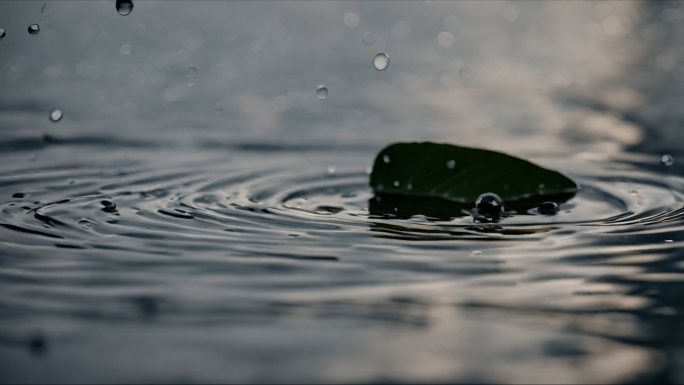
[
  {"xmin": 665, "ymin": 239, "xmax": 673, "ymax": 243},
  {"xmin": 116, "ymin": 0, "xmax": 134, "ymax": 16},
  {"xmin": 187, "ymin": 66, "xmax": 198, "ymax": 78},
  {"xmin": 343, "ymin": 12, "xmax": 360, "ymax": 27},
  {"xmin": 502, "ymin": 5, "xmax": 521, "ymax": 22},
  {"xmin": 362, "ymin": 32, "xmax": 375, "ymax": 46},
  {"xmin": 366, "ymin": 167, "xmax": 373, "ymax": 175},
  {"xmin": 393, "ymin": 181, "xmax": 400, "ymax": 187},
  {"xmin": 185, "ymin": 76, "xmax": 197, "ymax": 87},
  {"xmin": 326, "ymin": 167, "xmax": 336, "ymax": 177},
  {"xmin": 120, "ymin": 44, "xmax": 132, "ymax": 55},
  {"xmin": 437, "ymin": 31, "xmax": 454, "ymax": 47},
  {"xmin": 537, "ymin": 201, "xmax": 559, "ymax": 215},
  {"xmin": 475, "ymin": 193, "xmax": 503, "ymax": 217},
  {"xmin": 151, "ymin": 15, "xmax": 165, "ymax": 30},
  {"xmin": 12, "ymin": 192, "xmax": 26, "ymax": 198},
  {"xmin": 101, "ymin": 200, "xmax": 117, "ymax": 213},
  {"xmin": 446, "ymin": 160, "xmax": 456, "ymax": 169},
  {"xmin": 539, "ymin": 183, "xmax": 545, "ymax": 189},
  {"xmin": 661, "ymin": 154, "xmax": 674, "ymax": 166},
  {"xmin": 383, "ymin": 155, "xmax": 390, "ymax": 163},
  {"xmin": 288, "ymin": 234, "xmax": 300, "ymax": 238},
  {"xmin": 48, "ymin": 108, "xmax": 62, "ymax": 122},
  {"xmin": 79, "ymin": 219, "xmax": 94, "ymax": 228},
  {"xmin": 0, "ymin": 29, "xmax": 6, "ymax": 40},
  {"xmin": 377, "ymin": 183, "xmax": 384, "ymax": 191},
  {"xmin": 471, "ymin": 250, "xmax": 482, "ymax": 256},
  {"xmin": 41, "ymin": 4, "xmax": 53, "ymax": 17},
  {"xmin": 28, "ymin": 24, "xmax": 40, "ymax": 36},
  {"xmin": 373, "ymin": 53, "xmax": 390, "ymax": 71},
  {"xmin": 459, "ymin": 66, "xmax": 472, "ymax": 79},
  {"xmin": 316, "ymin": 85, "xmax": 328, "ymax": 100},
  {"xmin": 407, "ymin": 183, "xmax": 413, "ymax": 190},
  {"xmin": 341, "ymin": 191, "xmax": 357, "ymax": 198}
]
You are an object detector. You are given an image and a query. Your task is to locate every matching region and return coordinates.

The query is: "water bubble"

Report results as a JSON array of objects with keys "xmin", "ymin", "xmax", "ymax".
[
  {"xmin": 0, "ymin": 29, "xmax": 5, "ymax": 40},
  {"xmin": 373, "ymin": 53, "xmax": 390, "ymax": 71},
  {"xmin": 393, "ymin": 181, "xmax": 400, "ymax": 187},
  {"xmin": 326, "ymin": 167, "xmax": 336, "ymax": 177},
  {"xmin": 661, "ymin": 154, "xmax": 674, "ymax": 166},
  {"xmin": 446, "ymin": 160, "xmax": 456, "ymax": 169},
  {"xmin": 28, "ymin": 24, "xmax": 40, "ymax": 36},
  {"xmin": 537, "ymin": 201, "xmax": 559, "ymax": 215},
  {"xmin": 475, "ymin": 193, "xmax": 503, "ymax": 216},
  {"xmin": 48, "ymin": 108, "xmax": 62, "ymax": 122},
  {"xmin": 79, "ymin": 219, "xmax": 94, "ymax": 229},
  {"xmin": 502, "ymin": 5, "xmax": 521, "ymax": 23},
  {"xmin": 471, "ymin": 250, "xmax": 482, "ymax": 256},
  {"xmin": 362, "ymin": 32, "xmax": 375, "ymax": 46},
  {"xmin": 316, "ymin": 85, "xmax": 328, "ymax": 100},
  {"xmin": 185, "ymin": 76, "xmax": 197, "ymax": 87},
  {"xmin": 101, "ymin": 200, "xmax": 117, "ymax": 213},
  {"xmin": 459, "ymin": 66, "xmax": 472, "ymax": 79},
  {"xmin": 382, "ymin": 155, "xmax": 390, "ymax": 163},
  {"xmin": 41, "ymin": 4, "xmax": 53, "ymax": 17},
  {"xmin": 437, "ymin": 31, "xmax": 454, "ymax": 47},
  {"xmin": 343, "ymin": 12, "xmax": 360, "ymax": 27},
  {"xmin": 187, "ymin": 66, "xmax": 198, "ymax": 78},
  {"xmin": 12, "ymin": 192, "xmax": 26, "ymax": 198},
  {"xmin": 116, "ymin": 0, "xmax": 134, "ymax": 16},
  {"xmin": 120, "ymin": 44, "xmax": 132, "ymax": 55}
]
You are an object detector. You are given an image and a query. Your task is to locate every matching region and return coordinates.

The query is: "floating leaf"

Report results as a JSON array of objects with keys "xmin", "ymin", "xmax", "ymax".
[{"xmin": 369, "ymin": 142, "xmax": 578, "ymax": 217}]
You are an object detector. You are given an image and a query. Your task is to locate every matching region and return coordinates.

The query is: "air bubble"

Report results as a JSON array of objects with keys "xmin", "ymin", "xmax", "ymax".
[
  {"xmin": 537, "ymin": 201, "xmax": 559, "ymax": 215},
  {"xmin": 41, "ymin": 4, "xmax": 53, "ymax": 17},
  {"xmin": 187, "ymin": 66, "xmax": 198, "ymax": 78},
  {"xmin": 373, "ymin": 53, "xmax": 390, "ymax": 71},
  {"xmin": 362, "ymin": 32, "xmax": 375, "ymax": 46},
  {"xmin": 316, "ymin": 85, "xmax": 328, "ymax": 100},
  {"xmin": 49, "ymin": 108, "xmax": 62, "ymax": 122},
  {"xmin": 120, "ymin": 44, "xmax": 132, "ymax": 55},
  {"xmin": 28, "ymin": 24, "xmax": 40, "ymax": 36},
  {"xmin": 661, "ymin": 154, "xmax": 674, "ymax": 166},
  {"xmin": 475, "ymin": 193, "xmax": 503, "ymax": 217},
  {"xmin": 116, "ymin": 0, "xmax": 134, "ymax": 16}
]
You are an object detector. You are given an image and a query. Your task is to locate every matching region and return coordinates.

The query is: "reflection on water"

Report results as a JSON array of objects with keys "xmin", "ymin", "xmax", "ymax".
[{"xmin": 1, "ymin": 1, "xmax": 684, "ymax": 383}]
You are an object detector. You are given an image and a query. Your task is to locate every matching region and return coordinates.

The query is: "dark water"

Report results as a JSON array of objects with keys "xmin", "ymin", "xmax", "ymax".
[{"xmin": 1, "ymin": 1, "xmax": 684, "ymax": 383}]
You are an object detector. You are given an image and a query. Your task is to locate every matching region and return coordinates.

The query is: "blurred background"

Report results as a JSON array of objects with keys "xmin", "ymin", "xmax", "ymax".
[{"xmin": 1, "ymin": 1, "xmax": 684, "ymax": 383}]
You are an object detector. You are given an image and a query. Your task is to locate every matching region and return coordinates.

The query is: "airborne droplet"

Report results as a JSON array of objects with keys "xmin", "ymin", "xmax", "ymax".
[
  {"xmin": 661, "ymin": 154, "xmax": 674, "ymax": 166},
  {"xmin": 48, "ymin": 108, "xmax": 62, "ymax": 122},
  {"xmin": 120, "ymin": 44, "xmax": 132, "ymax": 55},
  {"xmin": 116, "ymin": 0, "xmax": 134, "ymax": 16},
  {"xmin": 187, "ymin": 66, "xmax": 198, "ymax": 78},
  {"xmin": 382, "ymin": 155, "xmax": 390, "ymax": 163},
  {"xmin": 373, "ymin": 53, "xmax": 390, "ymax": 71},
  {"xmin": 0, "ymin": 29, "xmax": 6, "ymax": 40},
  {"xmin": 475, "ymin": 193, "xmax": 503, "ymax": 217},
  {"xmin": 362, "ymin": 32, "xmax": 375, "ymax": 46},
  {"xmin": 316, "ymin": 85, "xmax": 328, "ymax": 100},
  {"xmin": 28, "ymin": 24, "xmax": 40, "ymax": 36},
  {"xmin": 537, "ymin": 201, "xmax": 559, "ymax": 215},
  {"xmin": 446, "ymin": 160, "xmax": 456, "ymax": 169}
]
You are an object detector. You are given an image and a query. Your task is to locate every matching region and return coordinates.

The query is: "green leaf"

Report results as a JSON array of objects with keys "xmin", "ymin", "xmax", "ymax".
[{"xmin": 369, "ymin": 142, "xmax": 578, "ymax": 216}]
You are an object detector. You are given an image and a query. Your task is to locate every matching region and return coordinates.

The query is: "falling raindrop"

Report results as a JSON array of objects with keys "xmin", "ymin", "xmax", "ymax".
[
  {"xmin": 366, "ymin": 167, "xmax": 373, "ymax": 175},
  {"xmin": 471, "ymin": 250, "xmax": 482, "ymax": 256},
  {"xmin": 446, "ymin": 160, "xmax": 456, "ymax": 169},
  {"xmin": 28, "ymin": 24, "xmax": 40, "ymax": 36},
  {"xmin": 362, "ymin": 32, "xmax": 375, "ymax": 46},
  {"xmin": 326, "ymin": 167, "xmax": 336, "ymax": 177},
  {"xmin": 116, "ymin": 0, "xmax": 134, "ymax": 16},
  {"xmin": 0, "ymin": 29, "xmax": 5, "ymax": 40},
  {"xmin": 373, "ymin": 53, "xmax": 390, "ymax": 71},
  {"xmin": 187, "ymin": 66, "xmax": 198, "ymax": 78},
  {"xmin": 393, "ymin": 181, "xmax": 400, "ymax": 187},
  {"xmin": 120, "ymin": 44, "xmax": 132, "ymax": 55},
  {"xmin": 41, "ymin": 4, "xmax": 53, "ymax": 17},
  {"xmin": 661, "ymin": 154, "xmax": 674, "ymax": 166},
  {"xmin": 459, "ymin": 66, "xmax": 472, "ymax": 79},
  {"xmin": 407, "ymin": 183, "xmax": 413, "ymax": 190},
  {"xmin": 383, "ymin": 155, "xmax": 390, "ymax": 163},
  {"xmin": 316, "ymin": 85, "xmax": 328, "ymax": 100},
  {"xmin": 48, "ymin": 108, "xmax": 62, "ymax": 122}
]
